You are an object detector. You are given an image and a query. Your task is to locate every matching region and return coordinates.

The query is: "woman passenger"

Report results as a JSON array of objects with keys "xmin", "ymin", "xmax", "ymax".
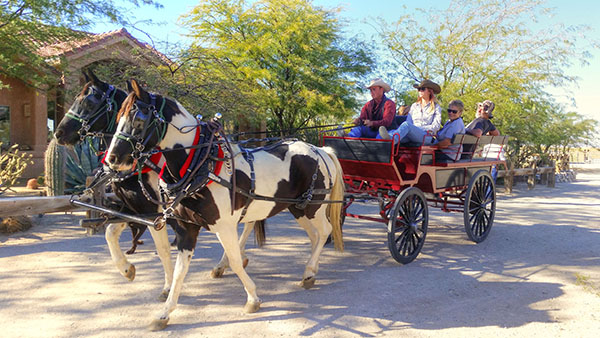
[{"xmin": 379, "ymin": 79, "xmax": 442, "ymax": 142}]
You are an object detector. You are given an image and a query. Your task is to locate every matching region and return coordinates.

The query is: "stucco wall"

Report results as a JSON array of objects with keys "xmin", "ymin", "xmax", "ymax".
[{"xmin": 0, "ymin": 75, "xmax": 47, "ymax": 178}]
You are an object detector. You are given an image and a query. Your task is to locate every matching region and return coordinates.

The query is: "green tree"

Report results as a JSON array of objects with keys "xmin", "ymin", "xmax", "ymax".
[
  {"xmin": 182, "ymin": 0, "xmax": 374, "ymax": 135},
  {"xmin": 0, "ymin": 0, "xmax": 162, "ymax": 89},
  {"xmin": 377, "ymin": 0, "xmax": 598, "ymax": 166}
]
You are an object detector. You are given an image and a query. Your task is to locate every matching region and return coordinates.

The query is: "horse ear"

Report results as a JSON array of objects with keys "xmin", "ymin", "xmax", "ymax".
[
  {"xmin": 87, "ymin": 69, "xmax": 101, "ymax": 85},
  {"xmin": 130, "ymin": 79, "xmax": 150, "ymax": 103},
  {"xmin": 83, "ymin": 70, "xmax": 90, "ymax": 83},
  {"xmin": 126, "ymin": 80, "xmax": 133, "ymax": 93}
]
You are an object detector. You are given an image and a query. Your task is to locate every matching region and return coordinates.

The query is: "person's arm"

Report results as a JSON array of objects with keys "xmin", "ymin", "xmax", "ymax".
[
  {"xmin": 354, "ymin": 102, "xmax": 369, "ymax": 125},
  {"xmin": 488, "ymin": 129, "xmax": 500, "ymax": 136},
  {"xmin": 468, "ymin": 128, "xmax": 483, "ymax": 137},
  {"xmin": 466, "ymin": 120, "xmax": 486, "ymax": 137},
  {"xmin": 370, "ymin": 100, "xmax": 396, "ymax": 128},
  {"xmin": 435, "ymin": 120, "xmax": 464, "ymax": 148},
  {"xmin": 436, "ymin": 138, "xmax": 452, "ymax": 148}
]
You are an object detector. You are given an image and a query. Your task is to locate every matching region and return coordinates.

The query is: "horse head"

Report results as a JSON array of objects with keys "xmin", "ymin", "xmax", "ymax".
[
  {"xmin": 54, "ymin": 69, "xmax": 127, "ymax": 146},
  {"xmin": 105, "ymin": 79, "xmax": 194, "ymax": 172}
]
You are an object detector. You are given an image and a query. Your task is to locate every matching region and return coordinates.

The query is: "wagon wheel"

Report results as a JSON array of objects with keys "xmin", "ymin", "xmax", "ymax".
[
  {"xmin": 464, "ymin": 169, "xmax": 496, "ymax": 243},
  {"xmin": 387, "ymin": 187, "xmax": 428, "ymax": 264}
]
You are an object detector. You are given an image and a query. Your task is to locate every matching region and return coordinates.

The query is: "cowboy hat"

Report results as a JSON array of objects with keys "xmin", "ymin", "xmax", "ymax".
[
  {"xmin": 413, "ymin": 79, "xmax": 441, "ymax": 94},
  {"xmin": 366, "ymin": 78, "xmax": 391, "ymax": 93}
]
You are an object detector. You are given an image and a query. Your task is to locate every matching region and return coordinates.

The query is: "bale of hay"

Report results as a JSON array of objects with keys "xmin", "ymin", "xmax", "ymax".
[{"xmin": 0, "ymin": 216, "xmax": 32, "ymax": 234}]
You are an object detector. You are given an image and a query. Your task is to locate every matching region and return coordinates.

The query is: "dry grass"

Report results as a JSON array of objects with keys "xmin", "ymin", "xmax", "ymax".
[{"xmin": 0, "ymin": 216, "xmax": 32, "ymax": 234}]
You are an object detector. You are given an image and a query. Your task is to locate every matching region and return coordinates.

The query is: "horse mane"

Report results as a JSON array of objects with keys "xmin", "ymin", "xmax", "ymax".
[
  {"xmin": 117, "ymin": 92, "xmax": 138, "ymax": 122},
  {"xmin": 76, "ymin": 82, "xmax": 92, "ymax": 100}
]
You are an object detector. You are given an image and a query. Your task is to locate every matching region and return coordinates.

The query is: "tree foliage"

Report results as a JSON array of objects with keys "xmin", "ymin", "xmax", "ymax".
[
  {"xmin": 0, "ymin": 0, "xmax": 162, "ymax": 89},
  {"xmin": 377, "ymin": 0, "xmax": 598, "ymax": 166},
  {"xmin": 182, "ymin": 0, "xmax": 374, "ymax": 134}
]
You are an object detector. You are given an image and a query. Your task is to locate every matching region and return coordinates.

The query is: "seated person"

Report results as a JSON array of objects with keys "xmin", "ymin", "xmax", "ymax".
[
  {"xmin": 466, "ymin": 100, "xmax": 500, "ymax": 137},
  {"xmin": 382, "ymin": 99, "xmax": 466, "ymax": 161},
  {"xmin": 345, "ymin": 78, "xmax": 396, "ymax": 138},
  {"xmin": 378, "ymin": 79, "xmax": 442, "ymax": 142},
  {"xmin": 434, "ymin": 100, "xmax": 466, "ymax": 162}
]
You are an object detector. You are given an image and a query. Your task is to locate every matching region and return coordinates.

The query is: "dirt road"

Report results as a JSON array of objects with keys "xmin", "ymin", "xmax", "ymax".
[{"xmin": 1, "ymin": 166, "xmax": 599, "ymax": 337}]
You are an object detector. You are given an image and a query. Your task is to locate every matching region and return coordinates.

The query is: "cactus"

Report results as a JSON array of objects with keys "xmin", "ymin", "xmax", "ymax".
[
  {"xmin": 64, "ymin": 138, "xmax": 102, "ymax": 194},
  {"xmin": 44, "ymin": 138, "xmax": 66, "ymax": 196},
  {"xmin": 0, "ymin": 143, "xmax": 33, "ymax": 195}
]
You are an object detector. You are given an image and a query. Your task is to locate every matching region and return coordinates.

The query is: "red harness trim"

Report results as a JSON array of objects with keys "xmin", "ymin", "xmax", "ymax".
[{"xmin": 158, "ymin": 126, "xmax": 224, "ymax": 184}]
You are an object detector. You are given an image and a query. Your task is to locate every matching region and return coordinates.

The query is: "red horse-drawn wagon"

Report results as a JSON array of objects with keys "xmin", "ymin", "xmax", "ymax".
[{"xmin": 322, "ymin": 133, "xmax": 508, "ymax": 264}]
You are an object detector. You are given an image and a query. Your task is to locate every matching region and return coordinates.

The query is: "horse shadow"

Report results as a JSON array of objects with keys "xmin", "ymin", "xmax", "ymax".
[{"xmin": 154, "ymin": 192, "xmax": 599, "ymax": 335}]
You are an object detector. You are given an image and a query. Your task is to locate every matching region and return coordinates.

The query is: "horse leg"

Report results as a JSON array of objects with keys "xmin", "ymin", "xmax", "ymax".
[
  {"xmin": 148, "ymin": 226, "xmax": 173, "ymax": 302},
  {"xmin": 211, "ymin": 222, "xmax": 254, "ymax": 278},
  {"xmin": 149, "ymin": 223, "xmax": 200, "ymax": 331},
  {"xmin": 126, "ymin": 224, "xmax": 146, "ymax": 255},
  {"xmin": 216, "ymin": 225, "xmax": 261, "ymax": 313},
  {"xmin": 105, "ymin": 222, "xmax": 136, "ymax": 281},
  {"xmin": 294, "ymin": 212, "xmax": 332, "ymax": 290}
]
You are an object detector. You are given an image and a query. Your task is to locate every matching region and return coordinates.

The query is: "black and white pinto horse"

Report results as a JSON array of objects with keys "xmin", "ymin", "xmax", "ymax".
[
  {"xmin": 105, "ymin": 80, "xmax": 344, "ymax": 330},
  {"xmin": 54, "ymin": 71, "xmax": 264, "ymax": 301}
]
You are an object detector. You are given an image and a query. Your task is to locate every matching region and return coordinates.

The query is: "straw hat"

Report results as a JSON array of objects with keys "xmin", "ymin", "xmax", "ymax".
[
  {"xmin": 366, "ymin": 78, "xmax": 391, "ymax": 93},
  {"xmin": 413, "ymin": 79, "xmax": 441, "ymax": 94}
]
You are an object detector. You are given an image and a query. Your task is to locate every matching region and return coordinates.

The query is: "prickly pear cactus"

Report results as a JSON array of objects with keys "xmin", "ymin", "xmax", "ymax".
[{"xmin": 44, "ymin": 138, "xmax": 66, "ymax": 196}]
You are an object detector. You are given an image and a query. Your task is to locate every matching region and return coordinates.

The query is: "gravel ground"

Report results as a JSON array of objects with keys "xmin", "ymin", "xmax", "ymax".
[{"xmin": 1, "ymin": 165, "xmax": 599, "ymax": 337}]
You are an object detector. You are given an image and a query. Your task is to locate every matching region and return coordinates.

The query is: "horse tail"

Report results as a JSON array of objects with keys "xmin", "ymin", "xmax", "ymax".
[
  {"xmin": 323, "ymin": 147, "xmax": 345, "ymax": 252},
  {"xmin": 253, "ymin": 219, "xmax": 266, "ymax": 247}
]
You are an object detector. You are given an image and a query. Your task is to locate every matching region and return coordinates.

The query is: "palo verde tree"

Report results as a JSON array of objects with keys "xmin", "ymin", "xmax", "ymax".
[
  {"xmin": 0, "ymin": 0, "xmax": 162, "ymax": 90},
  {"xmin": 376, "ymin": 0, "xmax": 598, "ymax": 166},
  {"xmin": 182, "ymin": 0, "xmax": 374, "ymax": 135}
]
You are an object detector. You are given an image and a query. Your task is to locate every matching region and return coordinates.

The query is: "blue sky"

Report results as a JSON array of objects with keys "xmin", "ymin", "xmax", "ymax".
[{"xmin": 92, "ymin": 0, "xmax": 600, "ymax": 126}]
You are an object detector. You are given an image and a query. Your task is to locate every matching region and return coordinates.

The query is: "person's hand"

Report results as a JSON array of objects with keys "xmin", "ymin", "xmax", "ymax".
[
  {"xmin": 363, "ymin": 119, "xmax": 374, "ymax": 127},
  {"xmin": 353, "ymin": 118, "xmax": 361, "ymax": 126}
]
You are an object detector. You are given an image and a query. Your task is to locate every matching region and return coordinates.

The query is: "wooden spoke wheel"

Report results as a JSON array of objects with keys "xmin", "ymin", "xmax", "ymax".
[
  {"xmin": 387, "ymin": 187, "xmax": 428, "ymax": 264},
  {"xmin": 464, "ymin": 169, "xmax": 496, "ymax": 243}
]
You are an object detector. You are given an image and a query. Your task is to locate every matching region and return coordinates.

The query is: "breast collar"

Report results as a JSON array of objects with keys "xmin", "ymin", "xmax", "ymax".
[{"xmin": 158, "ymin": 124, "xmax": 225, "ymax": 189}]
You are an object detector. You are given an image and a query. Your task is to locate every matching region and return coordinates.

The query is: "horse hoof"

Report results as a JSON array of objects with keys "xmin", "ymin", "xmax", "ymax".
[
  {"xmin": 300, "ymin": 276, "xmax": 315, "ymax": 289},
  {"xmin": 242, "ymin": 258, "xmax": 249, "ymax": 268},
  {"xmin": 158, "ymin": 289, "xmax": 169, "ymax": 302},
  {"xmin": 210, "ymin": 267, "xmax": 225, "ymax": 278},
  {"xmin": 244, "ymin": 300, "xmax": 261, "ymax": 313},
  {"xmin": 124, "ymin": 264, "xmax": 136, "ymax": 281},
  {"xmin": 148, "ymin": 318, "xmax": 169, "ymax": 331}
]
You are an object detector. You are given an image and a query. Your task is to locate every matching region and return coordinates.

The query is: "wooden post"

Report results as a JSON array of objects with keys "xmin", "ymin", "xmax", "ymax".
[
  {"xmin": 505, "ymin": 161, "xmax": 514, "ymax": 193},
  {"xmin": 85, "ymin": 176, "xmax": 106, "ymax": 235},
  {"xmin": 527, "ymin": 162, "xmax": 537, "ymax": 190},
  {"xmin": 547, "ymin": 161, "xmax": 556, "ymax": 188}
]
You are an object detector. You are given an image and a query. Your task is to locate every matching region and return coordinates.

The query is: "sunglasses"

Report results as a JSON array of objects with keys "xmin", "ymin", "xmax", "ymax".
[
  {"xmin": 417, "ymin": 87, "xmax": 427, "ymax": 92},
  {"xmin": 447, "ymin": 109, "xmax": 459, "ymax": 114}
]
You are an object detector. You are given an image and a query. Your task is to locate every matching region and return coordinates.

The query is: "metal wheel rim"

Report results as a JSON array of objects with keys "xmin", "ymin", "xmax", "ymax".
[
  {"xmin": 388, "ymin": 188, "xmax": 428, "ymax": 264},
  {"xmin": 464, "ymin": 170, "xmax": 496, "ymax": 242}
]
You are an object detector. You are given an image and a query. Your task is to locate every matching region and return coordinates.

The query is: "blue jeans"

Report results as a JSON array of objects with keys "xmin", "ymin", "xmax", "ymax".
[
  {"xmin": 385, "ymin": 122, "xmax": 428, "ymax": 143},
  {"xmin": 348, "ymin": 125, "xmax": 379, "ymax": 138}
]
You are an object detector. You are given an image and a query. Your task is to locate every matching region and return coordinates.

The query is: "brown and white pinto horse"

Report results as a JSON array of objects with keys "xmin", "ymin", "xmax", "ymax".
[
  {"xmin": 105, "ymin": 80, "xmax": 344, "ymax": 330},
  {"xmin": 54, "ymin": 71, "xmax": 264, "ymax": 301}
]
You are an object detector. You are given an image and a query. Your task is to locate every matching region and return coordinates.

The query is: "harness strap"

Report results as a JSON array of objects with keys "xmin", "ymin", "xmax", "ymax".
[
  {"xmin": 207, "ymin": 172, "xmax": 342, "ymax": 205},
  {"xmin": 237, "ymin": 149, "xmax": 256, "ymax": 222}
]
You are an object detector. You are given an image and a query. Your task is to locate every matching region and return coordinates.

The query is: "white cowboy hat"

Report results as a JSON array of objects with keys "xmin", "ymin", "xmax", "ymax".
[{"xmin": 366, "ymin": 78, "xmax": 391, "ymax": 93}]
